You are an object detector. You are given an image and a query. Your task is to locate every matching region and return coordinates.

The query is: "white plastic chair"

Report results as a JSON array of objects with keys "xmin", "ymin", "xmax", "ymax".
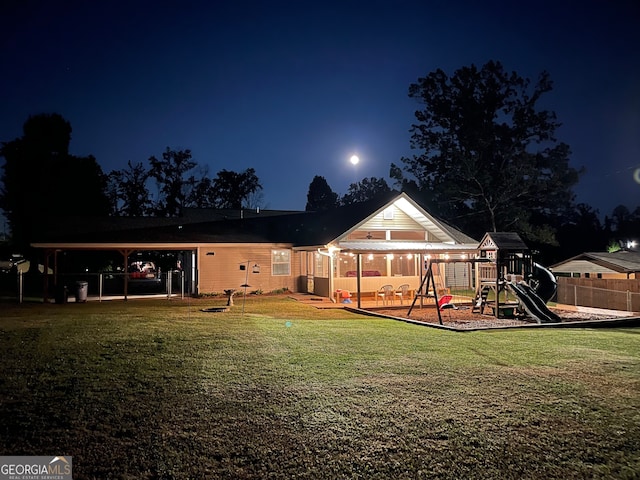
[
  {"xmin": 376, "ymin": 284, "xmax": 394, "ymax": 306},
  {"xmin": 394, "ymin": 284, "xmax": 410, "ymax": 305}
]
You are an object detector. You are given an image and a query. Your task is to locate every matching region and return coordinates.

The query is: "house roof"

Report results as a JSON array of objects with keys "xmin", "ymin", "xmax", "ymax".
[
  {"xmin": 550, "ymin": 251, "xmax": 640, "ymax": 274},
  {"xmin": 38, "ymin": 208, "xmax": 302, "ymax": 238},
  {"xmin": 32, "ymin": 192, "xmax": 478, "ymax": 250}
]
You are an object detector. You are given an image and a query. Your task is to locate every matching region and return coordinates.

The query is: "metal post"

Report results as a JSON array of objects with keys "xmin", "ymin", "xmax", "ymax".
[
  {"xmin": 18, "ymin": 270, "xmax": 23, "ymax": 304},
  {"xmin": 242, "ymin": 260, "xmax": 250, "ymax": 318},
  {"xmin": 181, "ymin": 270, "xmax": 185, "ymax": 299},
  {"xmin": 99, "ymin": 273, "xmax": 103, "ymax": 302},
  {"xmin": 167, "ymin": 271, "xmax": 172, "ymax": 300},
  {"xmin": 574, "ymin": 285, "xmax": 577, "ymax": 306}
]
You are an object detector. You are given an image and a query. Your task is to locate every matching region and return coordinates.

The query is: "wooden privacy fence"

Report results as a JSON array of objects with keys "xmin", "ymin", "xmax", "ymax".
[{"xmin": 557, "ymin": 277, "xmax": 640, "ymax": 312}]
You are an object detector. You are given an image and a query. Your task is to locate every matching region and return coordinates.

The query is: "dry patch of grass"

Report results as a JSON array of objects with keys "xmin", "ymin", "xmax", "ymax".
[{"xmin": 0, "ymin": 297, "xmax": 639, "ymax": 479}]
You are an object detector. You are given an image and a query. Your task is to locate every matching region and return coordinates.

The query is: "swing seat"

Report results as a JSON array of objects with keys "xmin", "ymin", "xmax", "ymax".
[{"xmin": 438, "ymin": 294, "xmax": 456, "ymax": 311}]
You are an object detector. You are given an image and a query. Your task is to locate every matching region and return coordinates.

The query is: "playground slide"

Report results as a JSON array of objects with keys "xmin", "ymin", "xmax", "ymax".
[
  {"xmin": 533, "ymin": 262, "xmax": 557, "ymax": 302},
  {"xmin": 507, "ymin": 282, "xmax": 562, "ymax": 324}
]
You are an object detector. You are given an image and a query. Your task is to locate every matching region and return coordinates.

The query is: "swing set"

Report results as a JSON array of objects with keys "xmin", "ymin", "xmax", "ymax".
[{"xmin": 408, "ymin": 258, "xmax": 481, "ymax": 325}]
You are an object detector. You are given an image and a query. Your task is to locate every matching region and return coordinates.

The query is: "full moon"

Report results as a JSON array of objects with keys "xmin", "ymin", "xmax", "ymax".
[
  {"xmin": 350, "ymin": 155, "xmax": 360, "ymax": 165},
  {"xmin": 634, "ymin": 168, "xmax": 640, "ymax": 185}
]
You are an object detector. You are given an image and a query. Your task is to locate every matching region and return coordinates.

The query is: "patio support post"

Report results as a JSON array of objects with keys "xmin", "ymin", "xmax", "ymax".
[
  {"xmin": 356, "ymin": 253, "xmax": 362, "ymax": 309},
  {"xmin": 43, "ymin": 249, "xmax": 53, "ymax": 303},
  {"xmin": 118, "ymin": 249, "xmax": 133, "ymax": 301},
  {"xmin": 329, "ymin": 254, "xmax": 334, "ymax": 302},
  {"xmin": 495, "ymin": 255, "xmax": 501, "ymax": 319}
]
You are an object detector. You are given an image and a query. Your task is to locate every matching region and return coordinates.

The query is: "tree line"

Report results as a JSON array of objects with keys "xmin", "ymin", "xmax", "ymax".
[{"xmin": 1, "ymin": 60, "xmax": 638, "ymax": 264}]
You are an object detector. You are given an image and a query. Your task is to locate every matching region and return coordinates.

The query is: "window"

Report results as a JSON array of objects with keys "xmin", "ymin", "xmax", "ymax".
[
  {"xmin": 362, "ymin": 254, "xmax": 388, "ymax": 276},
  {"xmin": 272, "ymin": 249, "xmax": 291, "ymax": 276},
  {"xmin": 390, "ymin": 254, "xmax": 416, "ymax": 276},
  {"xmin": 315, "ymin": 253, "xmax": 325, "ymax": 277}
]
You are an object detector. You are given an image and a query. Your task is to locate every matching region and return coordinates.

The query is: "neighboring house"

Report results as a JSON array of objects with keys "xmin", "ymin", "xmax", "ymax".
[
  {"xmin": 550, "ymin": 251, "xmax": 640, "ymax": 279},
  {"xmin": 31, "ymin": 192, "xmax": 479, "ymax": 304}
]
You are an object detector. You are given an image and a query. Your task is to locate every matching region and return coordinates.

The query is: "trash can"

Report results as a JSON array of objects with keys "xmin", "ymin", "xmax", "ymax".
[
  {"xmin": 55, "ymin": 285, "xmax": 68, "ymax": 304},
  {"xmin": 75, "ymin": 281, "xmax": 88, "ymax": 303}
]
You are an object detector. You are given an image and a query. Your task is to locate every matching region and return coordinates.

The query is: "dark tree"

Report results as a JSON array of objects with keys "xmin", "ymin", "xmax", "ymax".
[
  {"xmin": 605, "ymin": 204, "xmax": 640, "ymax": 250},
  {"xmin": 342, "ymin": 177, "xmax": 392, "ymax": 205},
  {"xmin": 609, "ymin": 205, "xmax": 632, "ymax": 234},
  {"xmin": 305, "ymin": 176, "xmax": 339, "ymax": 211},
  {"xmin": 148, "ymin": 148, "xmax": 197, "ymax": 216},
  {"xmin": 211, "ymin": 168, "xmax": 262, "ymax": 209},
  {"xmin": 392, "ymin": 60, "xmax": 582, "ymax": 242},
  {"xmin": 107, "ymin": 161, "xmax": 152, "ymax": 216},
  {"xmin": 0, "ymin": 114, "xmax": 109, "ymax": 250},
  {"xmin": 186, "ymin": 168, "xmax": 263, "ymax": 209},
  {"xmin": 552, "ymin": 203, "xmax": 607, "ymax": 262},
  {"xmin": 186, "ymin": 176, "xmax": 216, "ymax": 208}
]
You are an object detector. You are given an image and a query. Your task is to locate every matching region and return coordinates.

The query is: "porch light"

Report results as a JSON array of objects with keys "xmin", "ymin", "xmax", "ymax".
[
  {"xmin": 444, "ymin": 254, "xmax": 450, "ymax": 260},
  {"xmin": 407, "ymin": 254, "xmax": 413, "ymax": 260},
  {"xmin": 367, "ymin": 254, "xmax": 374, "ymax": 260}
]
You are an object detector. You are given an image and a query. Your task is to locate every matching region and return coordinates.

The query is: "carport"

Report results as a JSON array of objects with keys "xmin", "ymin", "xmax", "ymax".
[{"xmin": 32, "ymin": 241, "xmax": 201, "ymax": 301}]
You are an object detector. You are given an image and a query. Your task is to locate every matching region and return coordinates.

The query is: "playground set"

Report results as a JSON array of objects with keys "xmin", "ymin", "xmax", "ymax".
[{"xmin": 407, "ymin": 233, "xmax": 560, "ymax": 325}]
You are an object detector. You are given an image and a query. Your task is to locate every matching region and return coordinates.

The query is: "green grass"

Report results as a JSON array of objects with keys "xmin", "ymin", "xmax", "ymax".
[{"xmin": 1, "ymin": 296, "xmax": 639, "ymax": 479}]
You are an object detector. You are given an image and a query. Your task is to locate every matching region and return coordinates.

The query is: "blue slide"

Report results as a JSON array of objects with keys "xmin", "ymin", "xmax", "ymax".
[{"xmin": 507, "ymin": 281, "xmax": 562, "ymax": 324}]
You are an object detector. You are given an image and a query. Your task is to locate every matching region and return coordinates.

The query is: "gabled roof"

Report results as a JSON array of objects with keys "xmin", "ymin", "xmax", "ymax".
[
  {"xmin": 550, "ymin": 251, "xmax": 640, "ymax": 274},
  {"xmin": 335, "ymin": 192, "xmax": 476, "ymax": 245},
  {"xmin": 478, "ymin": 232, "xmax": 528, "ymax": 251}
]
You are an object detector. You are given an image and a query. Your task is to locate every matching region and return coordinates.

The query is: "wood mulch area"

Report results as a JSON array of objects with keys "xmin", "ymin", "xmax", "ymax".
[{"xmin": 368, "ymin": 304, "xmax": 625, "ymax": 330}]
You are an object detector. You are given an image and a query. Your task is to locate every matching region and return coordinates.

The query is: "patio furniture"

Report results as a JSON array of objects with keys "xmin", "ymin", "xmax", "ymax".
[
  {"xmin": 376, "ymin": 284, "xmax": 394, "ymax": 306},
  {"xmin": 394, "ymin": 284, "xmax": 410, "ymax": 305}
]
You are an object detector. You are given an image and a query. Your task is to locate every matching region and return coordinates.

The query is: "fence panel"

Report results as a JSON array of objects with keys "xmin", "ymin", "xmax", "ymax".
[{"xmin": 557, "ymin": 277, "xmax": 640, "ymax": 312}]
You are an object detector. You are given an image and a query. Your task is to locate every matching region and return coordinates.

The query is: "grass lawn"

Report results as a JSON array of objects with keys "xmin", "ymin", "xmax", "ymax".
[{"xmin": 1, "ymin": 296, "xmax": 639, "ymax": 479}]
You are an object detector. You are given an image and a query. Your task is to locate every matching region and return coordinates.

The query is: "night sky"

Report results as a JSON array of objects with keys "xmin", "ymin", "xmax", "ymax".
[{"xmin": 2, "ymin": 0, "xmax": 639, "ymax": 217}]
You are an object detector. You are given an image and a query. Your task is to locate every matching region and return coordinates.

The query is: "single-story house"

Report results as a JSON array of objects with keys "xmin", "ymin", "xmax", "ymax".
[
  {"xmin": 550, "ymin": 251, "xmax": 640, "ymax": 279},
  {"xmin": 32, "ymin": 192, "xmax": 481, "ymax": 306}
]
